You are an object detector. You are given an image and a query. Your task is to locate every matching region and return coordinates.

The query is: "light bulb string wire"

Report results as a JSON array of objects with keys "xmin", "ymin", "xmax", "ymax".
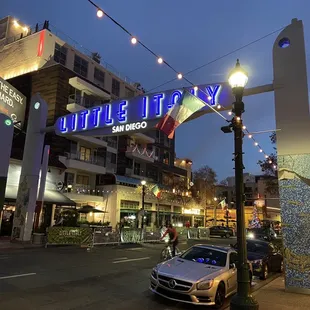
[{"xmin": 87, "ymin": 0, "xmax": 277, "ymax": 166}]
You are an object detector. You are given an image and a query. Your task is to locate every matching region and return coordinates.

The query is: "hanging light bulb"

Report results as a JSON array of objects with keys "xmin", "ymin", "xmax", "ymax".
[
  {"xmin": 194, "ymin": 86, "xmax": 198, "ymax": 91},
  {"xmin": 269, "ymin": 160, "xmax": 272, "ymax": 164},
  {"xmin": 273, "ymin": 165, "xmax": 277, "ymax": 169},
  {"xmin": 217, "ymin": 104, "xmax": 221, "ymax": 109},
  {"xmin": 97, "ymin": 9, "xmax": 104, "ymax": 18},
  {"xmin": 131, "ymin": 37, "xmax": 137, "ymax": 44},
  {"xmin": 265, "ymin": 155, "xmax": 268, "ymax": 159},
  {"xmin": 177, "ymin": 73, "xmax": 183, "ymax": 79},
  {"xmin": 236, "ymin": 117, "xmax": 241, "ymax": 121},
  {"xmin": 248, "ymin": 134, "xmax": 252, "ymax": 139},
  {"xmin": 228, "ymin": 111, "xmax": 232, "ymax": 115},
  {"xmin": 208, "ymin": 96, "xmax": 212, "ymax": 101},
  {"xmin": 254, "ymin": 142, "xmax": 258, "ymax": 146},
  {"xmin": 157, "ymin": 57, "xmax": 163, "ymax": 64},
  {"xmin": 242, "ymin": 125, "xmax": 246, "ymax": 130},
  {"xmin": 259, "ymin": 149, "xmax": 263, "ymax": 152}
]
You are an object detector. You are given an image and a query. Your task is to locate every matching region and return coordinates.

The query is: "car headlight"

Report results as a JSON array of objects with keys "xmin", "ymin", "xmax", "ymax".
[
  {"xmin": 197, "ymin": 280, "xmax": 214, "ymax": 290},
  {"xmin": 151, "ymin": 268, "xmax": 158, "ymax": 279},
  {"xmin": 252, "ymin": 259, "xmax": 263, "ymax": 265},
  {"xmin": 248, "ymin": 232, "xmax": 255, "ymax": 239}
]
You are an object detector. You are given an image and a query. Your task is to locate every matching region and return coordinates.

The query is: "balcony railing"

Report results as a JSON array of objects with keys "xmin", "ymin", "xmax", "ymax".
[
  {"xmin": 68, "ymin": 94, "xmax": 107, "ymax": 109},
  {"xmin": 126, "ymin": 146, "xmax": 155, "ymax": 160},
  {"xmin": 65, "ymin": 152, "xmax": 106, "ymax": 166}
]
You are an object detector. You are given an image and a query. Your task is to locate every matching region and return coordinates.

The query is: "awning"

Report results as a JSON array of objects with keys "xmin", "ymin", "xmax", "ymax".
[
  {"xmin": 115, "ymin": 175, "xmax": 142, "ymax": 186},
  {"xmin": 4, "ymin": 186, "xmax": 76, "ymax": 206}
]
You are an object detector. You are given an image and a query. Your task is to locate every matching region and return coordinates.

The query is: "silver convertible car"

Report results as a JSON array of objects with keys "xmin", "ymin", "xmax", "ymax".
[{"xmin": 150, "ymin": 245, "xmax": 253, "ymax": 308}]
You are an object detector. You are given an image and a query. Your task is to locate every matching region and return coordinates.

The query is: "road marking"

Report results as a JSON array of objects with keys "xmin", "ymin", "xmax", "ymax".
[
  {"xmin": 127, "ymin": 248, "xmax": 143, "ymax": 251},
  {"xmin": 113, "ymin": 257, "xmax": 150, "ymax": 264},
  {"xmin": 0, "ymin": 273, "xmax": 36, "ymax": 280},
  {"xmin": 114, "ymin": 257, "xmax": 128, "ymax": 261}
]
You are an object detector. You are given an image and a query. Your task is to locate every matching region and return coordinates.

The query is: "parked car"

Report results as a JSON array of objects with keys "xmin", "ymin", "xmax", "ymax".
[
  {"xmin": 150, "ymin": 245, "xmax": 253, "ymax": 308},
  {"xmin": 209, "ymin": 226, "xmax": 233, "ymax": 238},
  {"xmin": 232, "ymin": 239, "xmax": 283, "ymax": 280},
  {"xmin": 246, "ymin": 227, "xmax": 277, "ymax": 241}
]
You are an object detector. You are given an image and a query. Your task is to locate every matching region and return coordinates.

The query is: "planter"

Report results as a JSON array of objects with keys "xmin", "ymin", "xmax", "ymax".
[{"xmin": 32, "ymin": 233, "xmax": 45, "ymax": 245}]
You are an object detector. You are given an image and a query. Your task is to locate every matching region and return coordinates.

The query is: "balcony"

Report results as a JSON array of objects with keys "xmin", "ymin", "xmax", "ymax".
[
  {"xmin": 59, "ymin": 152, "xmax": 106, "ymax": 174},
  {"xmin": 69, "ymin": 77, "xmax": 110, "ymax": 99},
  {"xmin": 67, "ymin": 94, "xmax": 108, "ymax": 113},
  {"xmin": 126, "ymin": 146, "xmax": 155, "ymax": 163}
]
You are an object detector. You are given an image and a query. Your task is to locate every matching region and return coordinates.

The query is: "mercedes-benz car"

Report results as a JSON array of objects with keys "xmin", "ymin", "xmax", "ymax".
[{"xmin": 150, "ymin": 245, "xmax": 253, "ymax": 308}]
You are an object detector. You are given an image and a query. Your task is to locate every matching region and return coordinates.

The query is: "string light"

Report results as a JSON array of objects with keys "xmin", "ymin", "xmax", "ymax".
[
  {"xmin": 89, "ymin": 0, "xmax": 277, "ymax": 171},
  {"xmin": 97, "ymin": 9, "xmax": 104, "ymax": 18},
  {"xmin": 131, "ymin": 37, "xmax": 137, "ymax": 44},
  {"xmin": 242, "ymin": 125, "xmax": 246, "ymax": 130},
  {"xmin": 236, "ymin": 117, "xmax": 241, "ymax": 121}
]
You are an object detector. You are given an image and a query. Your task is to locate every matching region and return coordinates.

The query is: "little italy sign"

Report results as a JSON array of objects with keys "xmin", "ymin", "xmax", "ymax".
[{"xmin": 55, "ymin": 82, "xmax": 234, "ymax": 137}]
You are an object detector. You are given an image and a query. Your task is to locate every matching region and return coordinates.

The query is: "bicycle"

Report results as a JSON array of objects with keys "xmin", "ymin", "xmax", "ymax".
[{"xmin": 160, "ymin": 241, "xmax": 181, "ymax": 262}]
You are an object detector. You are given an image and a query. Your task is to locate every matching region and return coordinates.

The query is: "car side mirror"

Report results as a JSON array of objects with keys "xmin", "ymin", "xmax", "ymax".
[{"xmin": 229, "ymin": 263, "xmax": 236, "ymax": 269}]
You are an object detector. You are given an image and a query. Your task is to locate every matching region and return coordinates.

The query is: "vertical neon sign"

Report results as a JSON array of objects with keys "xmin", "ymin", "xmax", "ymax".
[{"xmin": 37, "ymin": 30, "xmax": 46, "ymax": 57}]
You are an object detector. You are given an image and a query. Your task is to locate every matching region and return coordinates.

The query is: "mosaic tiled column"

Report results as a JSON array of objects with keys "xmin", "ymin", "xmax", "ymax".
[
  {"xmin": 273, "ymin": 19, "xmax": 310, "ymax": 293},
  {"xmin": 278, "ymin": 155, "xmax": 310, "ymax": 293}
]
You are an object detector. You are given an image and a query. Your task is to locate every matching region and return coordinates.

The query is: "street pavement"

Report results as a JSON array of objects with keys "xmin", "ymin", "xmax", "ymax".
[{"xmin": 0, "ymin": 237, "xmax": 279, "ymax": 310}]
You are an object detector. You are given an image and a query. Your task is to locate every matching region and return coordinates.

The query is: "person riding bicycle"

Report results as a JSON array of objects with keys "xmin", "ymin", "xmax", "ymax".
[{"xmin": 160, "ymin": 223, "xmax": 178, "ymax": 257}]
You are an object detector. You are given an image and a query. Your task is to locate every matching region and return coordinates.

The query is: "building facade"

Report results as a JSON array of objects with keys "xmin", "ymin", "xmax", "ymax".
[{"xmin": 0, "ymin": 16, "xmax": 199, "ymax": 232}]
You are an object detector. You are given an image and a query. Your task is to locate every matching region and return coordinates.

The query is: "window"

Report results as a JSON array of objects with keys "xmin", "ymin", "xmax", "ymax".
[
  {"xmin": 112, "ymin": 78, "xmax": 120, "ymax": 97},
  {"xmin": 79, "ymin": 146, "xmax": 91, "ymax": 161},
  {"xmin": 120, "ymin": 200, "xmax": 139, "ymax": 210},
  {"xmin": 64, "ymin": 172, "xmax": 74, "ymax": 186},
  {"xmin": 125, "ymin": 87, "xmax": 134, "ymax": 98},
  {"xmin": 94, "ymin": 67, "xmax": 105, "ymax": 87},
  {"xmin": 134, "ymin": 162, "xmax": 141, "ymax": 175},
  {"xmin": 229, "ymin": 252, "xmax": 238, "ymax": 265},
  {"xmin": 76, "ymin": 175, "xmax": 89, "ymax": 185},
  {"xmin": 54, "ymin": 43, "xmax": 67, "ymax": 65},
  {"xmin": 74, "ymin": 54, "xmax": 88, "ymax": 78},
  {"xmin": 110, "ymin": 153, "xmax": 117, "ymax": 164}
]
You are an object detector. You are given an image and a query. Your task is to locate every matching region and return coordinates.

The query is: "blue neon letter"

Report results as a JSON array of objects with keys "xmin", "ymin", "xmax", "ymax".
[
  {"xmin": 92, "ymin": 107, "xmax": 101, "ymax": 127},
  {"xmin": 118, "ymin": 101, "xmax": 128, "ymax": 122},
  {"xmin": 105, "ymin": 104, "xmax": 113, "ymax": 125},
  {"xmin": 71, "ymin": 114, "xmax": 77, "ymax": 131},
  {"xmin": 154, "ymin": 93, "xmax": 164, "ymax": 116},
  {"xmin": 169, "ymin": 91, "xmax": 182, "ymax": 109},
  {"xmin": 142, "ymin": 96, "xmax": 148, "ymax": 119},
  {"xmin": 80, "ymin": 110, "xmax": 89, "ymax": 129},
  {"xmin": 59, "ymin": 117, "xmax": 68, "ymax": 133},
  {"xmin": 206, "ymin": 85, "xmax": 221, "ymax": 105}
]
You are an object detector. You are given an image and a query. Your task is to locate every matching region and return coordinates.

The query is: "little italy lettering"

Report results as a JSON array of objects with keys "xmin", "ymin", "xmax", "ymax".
[{"xmin": 56, "ymin": 83, "xmax": 228, "ymax": 136}]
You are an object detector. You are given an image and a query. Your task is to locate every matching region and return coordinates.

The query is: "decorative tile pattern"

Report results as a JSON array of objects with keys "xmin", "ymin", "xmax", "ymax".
[{"xmin": 278, "ymin": 154, "xmax": 310, "ymax": 291}]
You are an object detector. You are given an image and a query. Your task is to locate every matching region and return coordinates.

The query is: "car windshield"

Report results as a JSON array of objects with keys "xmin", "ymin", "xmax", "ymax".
[
  {"xmin": 180, "ymin": 247, "xmax": 227, "ymax": 267},
  {"xmin": 247, "ymin": 241, "xmax": 269, "ymax": 253}
]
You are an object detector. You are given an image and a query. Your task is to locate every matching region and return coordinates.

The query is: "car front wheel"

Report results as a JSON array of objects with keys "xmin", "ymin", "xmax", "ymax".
[{"xmin": 214, "ymin": 283, "xmax": 225, "ymax": 309}]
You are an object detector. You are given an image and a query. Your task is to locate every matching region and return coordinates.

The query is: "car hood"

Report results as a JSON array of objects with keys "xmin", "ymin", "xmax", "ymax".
[
  {"xmin": 247, "ymin": 252, "xmax": 265, "ymax": 261},
  {"xmin": 157, "ymin": 257, "xmax": 224, "ymax": 282}
]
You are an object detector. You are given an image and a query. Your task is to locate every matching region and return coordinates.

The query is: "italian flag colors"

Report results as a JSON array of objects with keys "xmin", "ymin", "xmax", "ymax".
[
  {"xmin": 156, "ymin": 90, "xmax": 206, "ymax": 138},
  {"xmin": 152, "ymin": 185, "xmax": 161, "ymax": 198}
]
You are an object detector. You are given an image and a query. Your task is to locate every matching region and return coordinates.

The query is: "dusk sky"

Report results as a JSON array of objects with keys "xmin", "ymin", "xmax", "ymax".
[{"xmin": 3, "ymin": 0, "xmax": 310, "ymax": 181}]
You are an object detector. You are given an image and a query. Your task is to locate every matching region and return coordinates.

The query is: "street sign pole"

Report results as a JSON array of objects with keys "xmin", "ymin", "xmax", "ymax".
[
  {"xmin": 11, "ymin": 93, "xmax": 47, "ymax": 242},
  {"xmin": 0, "ymin": 114, "xmax": 14, "ymax": 232}
]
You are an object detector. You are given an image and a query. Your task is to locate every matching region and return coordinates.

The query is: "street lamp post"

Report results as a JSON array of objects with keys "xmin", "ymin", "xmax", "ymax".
[
  {"xmin": 141, "ymin": 180, "xmax": 146, "ymax": 230},
  {"xmin": 222, "ymin": 60, "xmax": 259, "ymax": 310}
]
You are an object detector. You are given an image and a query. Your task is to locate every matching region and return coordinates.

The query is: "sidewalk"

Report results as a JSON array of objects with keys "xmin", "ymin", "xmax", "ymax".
[
  {"xmin": 0, "ymin": 238, "xmax": 43, "ymax": 251},
  {"xmin": 253, "ymin": 276, "xmax": 310, "ymax": 309}
]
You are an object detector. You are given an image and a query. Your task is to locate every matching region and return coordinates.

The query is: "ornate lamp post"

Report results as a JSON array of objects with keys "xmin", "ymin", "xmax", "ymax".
[{"xmin": 223, "ymin": 60, "xmax": 259, "ymax": 310}]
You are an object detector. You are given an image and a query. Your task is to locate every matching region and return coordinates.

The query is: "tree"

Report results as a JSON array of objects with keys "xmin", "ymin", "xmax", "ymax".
[
  {"xmin": 192, "ymin": 165, "xmax": 218, "ymax": 204},
  {"xmin": 258, "ymin": 132, "xmax": 279, "ymax": 195}
]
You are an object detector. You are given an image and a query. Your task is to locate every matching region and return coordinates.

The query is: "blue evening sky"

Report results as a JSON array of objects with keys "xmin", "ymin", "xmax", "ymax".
[{"xmin": 3, "ymin": 0, "xmax": 310, "ymax": 181}]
